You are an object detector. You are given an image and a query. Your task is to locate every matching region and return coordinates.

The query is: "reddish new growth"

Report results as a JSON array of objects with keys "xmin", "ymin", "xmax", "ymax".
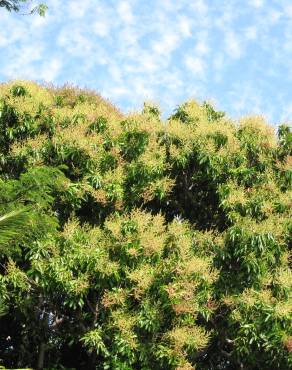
[{"xmin": 284, "ymin": 337, "xmax": 292, "ymax": 353}]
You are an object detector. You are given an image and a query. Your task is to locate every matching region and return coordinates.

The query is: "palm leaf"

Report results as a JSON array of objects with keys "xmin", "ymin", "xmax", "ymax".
[{"xmin": 0, "ymin": 208, "xmax": 30, "ymax": 246}]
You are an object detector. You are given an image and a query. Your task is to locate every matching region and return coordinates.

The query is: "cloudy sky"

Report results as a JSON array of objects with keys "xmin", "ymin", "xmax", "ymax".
[{"xmin": 0, "ymin": 0, "xmax": 292, "ymax": 123}]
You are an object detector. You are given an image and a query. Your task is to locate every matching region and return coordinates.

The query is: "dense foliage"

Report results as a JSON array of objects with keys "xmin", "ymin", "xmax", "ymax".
[{"xmin": 0, "ymin": 81, "xmax": 291, "ymax": 369}]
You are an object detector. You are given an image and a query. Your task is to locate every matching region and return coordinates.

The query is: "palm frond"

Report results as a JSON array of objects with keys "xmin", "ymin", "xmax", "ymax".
[
  {"xmin": 0, "ymin": 299, "xmax": 8, "ymax": 317},
  {"xmin": 0, "ymin": 208, "xmax": 31, "ymax": 246}
]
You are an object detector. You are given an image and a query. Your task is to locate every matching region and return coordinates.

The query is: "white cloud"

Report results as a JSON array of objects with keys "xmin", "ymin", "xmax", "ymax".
[
  {"xmin": 152, "ymin": 32, "xmax": 179, "ymax": 55},
  {"xmin": 244, "ymin": 26, "xmax": 258, "ymax": 41},
  {"xmin": 224, "ymin": 31, "xmax": 242, "ymax": 59},
  {"xmin": 0, "ymin": 24, "xmax": 29, "ymax": 46},
  {"xmin": 248, "ymin": 0, "xmax": 264, "ymax": 8},
  {"xmin": 159, "ymin": 70, "xmax": 183, "ymax": 89},
  {"xmin": 185, "ymin": 56, "xmax": 205, "ymax": 78},
  {"xmin": 0, "ymin": 0, "xmax": 289, "ymax": 124},
  {"xmin": 107, "ymin": 64, "xmax": 124, "ymax": 83},
  {"xmin": 105, "ymin": 85, "xmax": 130, "ymax": 99},
  {"xmin": 279, "ymin": 101, "xmax": 292, "ymax": 123},
  {"xmin": 29, "ymin": 14, "xmax": 49, "ymax": 27},
  {"xmin": 177, "ymin": 16, "xmax": 192, "ymax": 38},
  {"xmin": 213, "ymin": 53, "xmax": 224, "ymax": 70},
  {"xmin": 195, "ymin": 40, "xmax": 209, "ymax": 55},
  {"xmin": 0, "ymin": 34, "xmax": 8, "ymax": 47},
  {"xmin": 189, "ymin": 0, "xmax": 208, "ymax": 15},
  {"xmin": 67, "ymin": 0, "xmax": 92, "ymax": 19},
  {"xmin": 158, "ymin": 0, "xmax": 187, "ymax": 13},
  {"xmin": 129, "ymin": 53, "xmax": 161, "ymax": 73},
  {"xmin": 212, "ymin": 53, "xmax": 225, "ymax": 82},
  {"xmin": 132, "ymin": 77, "xmax": 154, "ymax": 98},
  {"xmin": 93, "ymin": 20, "xmax": 110, "ymax": 37},
  {"xmin": 117, "ymin": 1, "xmax": 135, "ymax": 24},
  {"xmin": 118, "ymin": 27, "xmax": 140, "ymax": 47},
  {"xmin": 267, "ymin": 9, "xmax": 282, "ymax": 25},
  {"xmin": 58, "ymin": 28, "xmax": 92, "ymax": 56},
  {"xmin": 226, "ymin": 83, "xmax": 266, "ymax": 119},
  {"xmin": 39, "ymin": 58, "xmax": 62, "ymax": 81},
  {"xmin": 215, "ymin": 5, "xmax": 236, "ymax": 30},
  {"xmin": 283, "ymin": 3, "xmax": 292, "ymax": 18}
]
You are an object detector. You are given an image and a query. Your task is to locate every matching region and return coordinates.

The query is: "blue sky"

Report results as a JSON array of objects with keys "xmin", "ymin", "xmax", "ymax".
[{"xmin": 0, "ymin": 0, "xmax": 292, "ymax": 124}]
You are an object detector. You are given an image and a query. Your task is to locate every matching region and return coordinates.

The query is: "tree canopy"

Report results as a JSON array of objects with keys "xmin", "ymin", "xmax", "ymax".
[{"xmin": 0, "ymin": 81, "xmax": 291, "ymax": 369}]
